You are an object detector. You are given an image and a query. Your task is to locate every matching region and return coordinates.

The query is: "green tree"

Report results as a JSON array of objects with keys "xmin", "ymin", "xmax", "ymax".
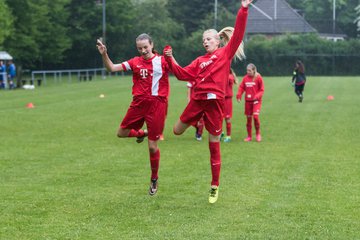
[
  {"xmin": 4, "ymin": 0, "xmax": 71, "ymax": 68},
  {"xmin": 64, "ymin": 0, "xmax": 135, "ymax": 69},
  {"xmin": 0, "ymin": 0, "xmax": 13, "ymax": 47},
  {"xmin": 355, "ymin": 4, "xmax": 360, "ymax": 37}
]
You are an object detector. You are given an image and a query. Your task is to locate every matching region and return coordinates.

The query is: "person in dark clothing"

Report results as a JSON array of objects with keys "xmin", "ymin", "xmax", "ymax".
[{"xmin": 292, "ymin": 60, "xmax": 306, "ymax": 102}]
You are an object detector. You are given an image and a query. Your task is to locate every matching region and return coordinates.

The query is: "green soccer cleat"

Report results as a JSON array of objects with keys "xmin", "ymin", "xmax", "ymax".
[
  {"xmin": 219, "ymin": 132, "xmax": 225, "ymax": 141},
  {"xmin": 223, "ymin": 136, "xmax": 231, "ymax": 143},
  {"xmin": 209, "ymin": 185, "xmax": 219, "ymax": 204}
]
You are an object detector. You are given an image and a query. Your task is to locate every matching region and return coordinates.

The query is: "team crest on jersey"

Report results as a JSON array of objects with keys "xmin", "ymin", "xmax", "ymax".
[{"xmin": 140, "ymin": 69, "xmax": 148, "ymax": 79}]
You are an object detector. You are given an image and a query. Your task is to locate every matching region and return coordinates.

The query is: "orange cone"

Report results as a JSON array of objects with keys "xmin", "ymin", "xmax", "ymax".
[
  {"xmin": 26, "ymin": 102, "xmax": 35, "ymax": 108},
  {"xmin": 327, "ymin": 95, "xmax": 334, "ymax": 101}
]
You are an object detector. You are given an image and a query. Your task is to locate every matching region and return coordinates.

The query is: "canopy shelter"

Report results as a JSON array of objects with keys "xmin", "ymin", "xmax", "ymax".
[{"xmin": 0, "ymin": 51, "xmax": 13, "ymax": 60}]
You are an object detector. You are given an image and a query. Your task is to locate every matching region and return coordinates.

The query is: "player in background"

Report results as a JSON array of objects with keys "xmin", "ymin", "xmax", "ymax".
[
  {"xmin": 187, "ymin": 81, "xmax": 204, "ymax": 141},
  {"xmin": 236, "ymin": 63, "xmax": 264, "ymax": 142},
  {"xmin": 292, "ymin": 60, "xmax": 306, "ymax": 102},
  {"xmin": 97, "ymin": 33, "xmax": 170, "ymax": 196},
  {"xmin": 164, "ymin": 0, "xmax": 251, "ymax": 203},
  {"xmin": 221, "ymin": 69, "xmax": 238, "ymax": 143}
]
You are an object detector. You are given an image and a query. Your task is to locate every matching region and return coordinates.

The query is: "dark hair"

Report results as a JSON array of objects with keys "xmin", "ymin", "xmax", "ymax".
[
  {"xmin": 296, "ymin": 60, "xmax": 305, "ymax": 74},
  {"xmin": 136, "ymin": 33, "xmax": 157, "ymax": 54}
]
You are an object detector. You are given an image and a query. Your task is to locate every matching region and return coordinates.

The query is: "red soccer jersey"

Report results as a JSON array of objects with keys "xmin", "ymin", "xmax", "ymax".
[
  {"xmin": 226, "ymin": 73, "xmax": 235, "ymax": 98},
  {"xmin": 237, "ymin": 74, "xmax": 264, "ymax": 102},
  {"xmin": 121, "ymin": 54, "xmax": 170, "ymax": 97},
  {"xmin": 166, "ymin": 7, "xmax": 248, "ymax": 100}
]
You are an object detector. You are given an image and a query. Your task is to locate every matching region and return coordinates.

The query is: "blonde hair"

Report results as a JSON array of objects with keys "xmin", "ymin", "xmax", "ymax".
[
  {"xmin": 230, "ymin": 68, "xmax": 239, "ymax": 84},
  {"xmin": 219, "ymin": 27, "xmax": 245, "ymax": 61},
  {"xmin": 203, "ymin": 27, "xmax": 245, "ymax": 61},
  {"xmin": 247, "ymin": 63, "xmax": 259, "ymax": 80}
]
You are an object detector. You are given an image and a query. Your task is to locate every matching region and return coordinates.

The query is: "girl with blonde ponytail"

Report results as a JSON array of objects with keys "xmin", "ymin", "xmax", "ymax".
[
  {"xmin": 164, "ymin": 0, "xmax": 253, "ymax": 204},
  {"xmin": 236, "ymin": 63, "xmax": 265, "ymax": 142}
]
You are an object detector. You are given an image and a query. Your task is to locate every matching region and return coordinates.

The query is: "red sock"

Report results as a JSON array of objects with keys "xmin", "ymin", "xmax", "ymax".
[
  {"xmin": 209, "ymin": 142, "xmax": 221, "ymax": 186},
  {"xmin": 254, "ymin": 115, "xmax": 260, "ymax": 135},
  {"xmin": 246, "ymin": 116, "xmax": 252, "ymax": 137},
  {"xmin": 149, "ymin": 149, "xmax": 160, "ymax": 180},
  {"xmin": 197, "ymin": 118, "xmax": 204, "ymax": 135},
  {"xmin": 226, "ymin": 121, "xmax": 231, "ymax": 136},
  {"xmin": 127, "ymin": 129, "xmax": 144, "ymax": 138}
]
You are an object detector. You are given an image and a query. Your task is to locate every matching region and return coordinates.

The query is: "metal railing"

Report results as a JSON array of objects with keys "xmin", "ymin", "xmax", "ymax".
[{"xmin": 31, "ymin": 68, "xmax": 116, "ymax": 85}]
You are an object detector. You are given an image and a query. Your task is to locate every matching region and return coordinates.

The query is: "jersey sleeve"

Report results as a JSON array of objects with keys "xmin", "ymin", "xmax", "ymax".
[
  {"xmin": 167, "ymin": 57, "xmax": 197, "ymax": 81},
  {"xmin": 121, "ymin": 58, "xmax": 135, "ymax": 72},
  {"xmin": 224, "ymin": 7, "xmax": 249, "ymax": 60},
  {"xmin": 236, "ymin": 77, "xmax": 246, "ymax": 99},
  {"xmin": 254, "ymin": 75, "xmax": 265, "ymax": 100}
]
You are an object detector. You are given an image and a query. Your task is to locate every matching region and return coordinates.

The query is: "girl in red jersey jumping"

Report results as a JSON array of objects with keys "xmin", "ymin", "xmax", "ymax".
[
  {"xmin": 97, "ymin": 33, "xmax": 170, "ymax": 196},
  {"xmin": 164, "ymin": 0, "xmax": 252, "ymax": 203},
  {"xmin": 236, "ymin": 63, "xmax": 264, "ymax": 142},
  {"xmin": 221, "ymin": 69, "xmax": 238, "ymax": 143}
]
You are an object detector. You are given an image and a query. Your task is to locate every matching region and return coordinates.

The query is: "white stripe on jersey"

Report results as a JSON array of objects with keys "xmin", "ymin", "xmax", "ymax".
[
  {"xmin": 123, "ymin": 61, "xmax": 131, "ymax": 71},
  {"xmin": 151, "ymin": 56, "xmax": 162, "ymax": 96}
]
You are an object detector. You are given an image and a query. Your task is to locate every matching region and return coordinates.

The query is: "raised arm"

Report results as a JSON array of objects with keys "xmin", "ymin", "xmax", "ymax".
[
  {"xmin": 96, "ymin": 39, "xmax": 124, "ymax": 72},
  {"xmin": 225, "ymin": 0, "xmax": 252, "ymax": 59}
]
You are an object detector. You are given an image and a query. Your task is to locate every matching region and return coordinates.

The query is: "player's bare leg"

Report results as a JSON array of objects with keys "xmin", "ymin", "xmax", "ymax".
[
  {"xmin": 173, "ymin": 120, "xmax": 190, "ymax": 135},
  {"xmin": 208, "ymin": 133, "xmax": 221, "ymax": 203},
  {"xmin": 148, "ymin": 140, "xmax": 160, "ymax": 195}
]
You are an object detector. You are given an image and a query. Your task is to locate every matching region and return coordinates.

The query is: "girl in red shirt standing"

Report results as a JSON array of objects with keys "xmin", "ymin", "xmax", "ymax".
[
  {"xmin": 222, "ymin": 69, "xmax": 238, "ymax": 143},
  {"xmin": 97, "ymin": 33, "xmax": 170, "ymax": 196},
  {"xmin": 236, "ymin": 63, "xmax": 264, "ymax": 142},
  {"xmin": 164, "ymin": 0, "xmax": 252, "ymax": 203}
]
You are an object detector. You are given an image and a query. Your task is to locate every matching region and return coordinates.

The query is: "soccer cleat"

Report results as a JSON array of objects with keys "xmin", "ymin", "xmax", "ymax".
[
  {"xmin": 223, "ymin": 136, "xmax": 231, "ymax": 143},
  {"xmin": 244, "ymin": 136, "xmax": 252, "ymax": 142},
  {"xmin": 149, "ymin": 178, "xmax": 158, "ymax": 196},
  {"xmin": 195, "ymin": 133, "xmax": 202, "ymax": 141},
  {"xmin": 220, "ymin": 132, "xmax": 225, "ymax": 141},
  {"xmin": 136, "ymin": 129, "xmax": 148, "ymax": 143},
  {"xmin": 256, "ymin": 134, "xmax": 262, "ymax": 142},
  {"xmin": 209, "ymin": 185, "xmax": 219, "ymax": 203},
  {"xmin": 299, "ymin": 95, "xmax": 303, "ymax": 103}
]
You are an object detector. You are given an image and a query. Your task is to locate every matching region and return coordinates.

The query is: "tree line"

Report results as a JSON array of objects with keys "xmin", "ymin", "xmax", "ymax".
[{"xmin": 0, "ymin": 0, "xmax": 359, "ymax": 75}]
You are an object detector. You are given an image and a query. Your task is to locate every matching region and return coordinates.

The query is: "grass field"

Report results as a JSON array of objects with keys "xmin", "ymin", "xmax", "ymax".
[{"xmin": 1, "ymin": 76, "xmax": 359, "ymax": 239}]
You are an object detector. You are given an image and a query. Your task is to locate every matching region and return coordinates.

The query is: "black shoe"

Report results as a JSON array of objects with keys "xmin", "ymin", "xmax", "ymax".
[
  {"xmin": 136, "ymin": 129, "xmax": 148, "ymax": 143},
  {"xmin": 299, "ymin": 95, "xmax": 303, "ymax": 103},
  {"xmin": 149, "ymin": 178, "xmax": 158, "ymax": 196}
]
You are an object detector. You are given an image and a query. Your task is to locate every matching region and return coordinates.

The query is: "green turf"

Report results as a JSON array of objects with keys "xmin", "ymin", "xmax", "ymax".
[{"xmin": 1, "ymin": 76, "xmax": 359, "ymax": 239}]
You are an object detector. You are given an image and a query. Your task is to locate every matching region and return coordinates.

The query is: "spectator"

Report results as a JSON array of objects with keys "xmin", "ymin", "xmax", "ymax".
[
  {"xmin": 0, "ymin": 60, "xmax": 6, "ymax": 89},
  {"xmin": 8, "ymin": 60, "xmax": 16, "ymax": 89}
]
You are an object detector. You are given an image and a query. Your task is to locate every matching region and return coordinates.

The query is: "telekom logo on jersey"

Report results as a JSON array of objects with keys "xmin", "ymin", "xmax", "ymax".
[{"xmin": 140, "ymin": 69, "xmax": 148, "ymax": 79}]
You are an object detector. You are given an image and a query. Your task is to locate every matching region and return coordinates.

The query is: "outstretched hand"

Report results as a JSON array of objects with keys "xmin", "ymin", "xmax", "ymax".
[
  {"xmin": 96, "ymin": 39, "xmax": 107, "ymax": 55},
  {"xmin": 241, "ymin": 0, "xmax": 253, "ymax": 8}
]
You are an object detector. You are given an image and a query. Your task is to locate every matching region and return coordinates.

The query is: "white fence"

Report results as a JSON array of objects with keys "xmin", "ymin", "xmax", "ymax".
[{"xmin": 31, "ymin": 68, "xmax": 120, "ymax": 86}]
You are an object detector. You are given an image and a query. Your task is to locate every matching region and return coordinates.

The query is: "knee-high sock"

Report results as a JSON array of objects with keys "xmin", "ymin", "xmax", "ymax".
[
  {"xmin": 149, "ymin": 149, "xmax": 160, "ymax": 180},
  {"xmin": 226, "ymin": 120, "xmax": 231, "ymax": 136},
  {"xmin": 209, "ymin": 142, "xmax": 221, "ymax": 186},
  {"xmin": 254, "ymin": 115, "xmax": 260, "ymax": 135},
  {"xmin": 127, "ymin": 129, "xmax": 145, "ymax": 138},
  {"xmin": 197, "ymin": 118, "xmax": 204, "ymax": 135},
  {"xmin": 246, "ymin": 116, "xmax": 252, "ymax": 137}
]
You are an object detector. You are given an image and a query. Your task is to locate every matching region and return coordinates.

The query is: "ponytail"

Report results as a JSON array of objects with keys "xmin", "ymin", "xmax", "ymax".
[
  {"xmin": 219, "ymin": 27, "xmax": 245, "ymax": 61},
  {"xmin": 230, "ymin": 68, "xmax": 239, "ymax": 84}
]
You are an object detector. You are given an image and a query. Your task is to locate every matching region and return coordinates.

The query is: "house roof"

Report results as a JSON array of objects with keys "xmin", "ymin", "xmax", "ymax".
[
  {"xmin": 247, "ymin": 0, "xmax": 316, "ymax": 34},
  {"xmin": 0, "ymin": 51, "xmax": 13, "ymax": 60}
]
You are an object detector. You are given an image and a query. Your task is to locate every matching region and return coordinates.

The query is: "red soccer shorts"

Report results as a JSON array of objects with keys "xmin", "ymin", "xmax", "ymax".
[
  {"xmin": 224, "ymin": 97, "xmax": 233, "ymax": 119},
  {"xmin": 180, "ymin": 99, "xmax": 224, "ymax": 136},
  {"xmin": 244, "ymin": 100, "xmax": 262, "ymax": 116},
  {"xmin": 120, "ymin": 96, "xmax": 168, "ymax": 141}
]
